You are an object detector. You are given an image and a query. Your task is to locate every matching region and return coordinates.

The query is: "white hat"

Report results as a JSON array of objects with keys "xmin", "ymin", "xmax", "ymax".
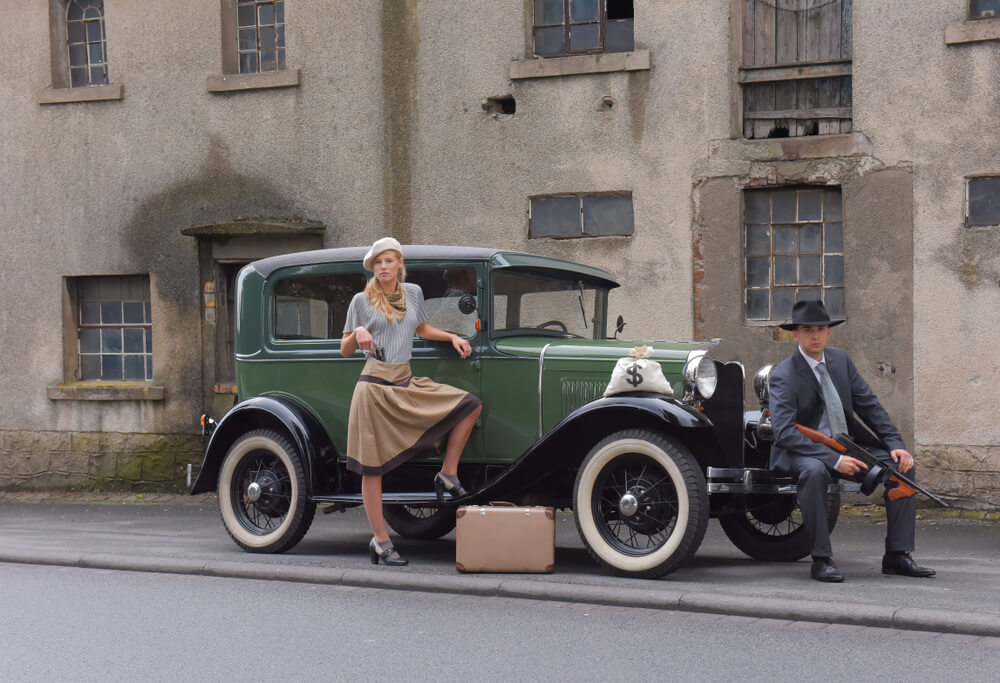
[{"xmin": 363, "ymin": 237, "xmax": 403, "ymax": 272}]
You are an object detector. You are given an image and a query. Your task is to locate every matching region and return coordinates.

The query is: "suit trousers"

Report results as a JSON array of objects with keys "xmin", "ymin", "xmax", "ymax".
[{"xmin": 788, "ymin": 448, "xmax": 916, "ymax": 558}]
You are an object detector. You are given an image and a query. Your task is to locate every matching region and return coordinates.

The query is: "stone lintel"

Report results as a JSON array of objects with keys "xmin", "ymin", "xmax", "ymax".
[
  {"xmin": 38, "ymin": 83, "xmax": 124, "ymax": 105},
  {"xmin": 180, "ymin": 217, "xmax": 325, "ymax": 237},
  {"xmin": 945, "ymin": 17, "xmax": 1000, "ymax": 45},
  {"xmin": 47, "ymin": 383, "xmax": 166, "ymax": 401},
  {"xmin": 510, "ymin": 50, "xmax": 651, "ymax": 80},
  {"xmin": 206, "ymin": 68, "xmax": 301, "ymax": 93}
]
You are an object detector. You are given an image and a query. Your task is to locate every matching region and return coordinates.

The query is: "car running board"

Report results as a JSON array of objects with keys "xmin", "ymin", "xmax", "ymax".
[{"xmin": 312, "ymin": 491, "xmax": 466, "ymax": 506}]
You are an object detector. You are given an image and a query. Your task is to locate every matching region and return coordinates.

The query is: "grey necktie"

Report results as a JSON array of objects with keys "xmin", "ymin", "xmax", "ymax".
[{"xmin": 816, "ymin": 362, "xmax": 848, "ymax": 438}]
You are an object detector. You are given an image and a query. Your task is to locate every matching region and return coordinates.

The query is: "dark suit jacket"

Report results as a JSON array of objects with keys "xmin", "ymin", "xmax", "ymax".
[{"xmin": 768, "ymin": 346, "xmax": 906, "ymax": 473}]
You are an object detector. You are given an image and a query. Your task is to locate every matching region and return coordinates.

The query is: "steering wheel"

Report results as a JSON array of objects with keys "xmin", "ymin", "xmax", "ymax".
[{"xmin": 536, "ymin": 320, "xmax": 569, "ymax": 333}]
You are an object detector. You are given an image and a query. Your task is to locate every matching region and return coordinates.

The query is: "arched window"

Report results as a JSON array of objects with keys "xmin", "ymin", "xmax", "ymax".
[{"xmin": 67, "ymin": 0, "xmax": 108, "ymax": 87}]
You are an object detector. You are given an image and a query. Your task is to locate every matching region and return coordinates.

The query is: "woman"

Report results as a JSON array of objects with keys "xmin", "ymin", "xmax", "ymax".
[{"xmin": 341, "ymin": 237, "xmax": 482, "ymax": 566}]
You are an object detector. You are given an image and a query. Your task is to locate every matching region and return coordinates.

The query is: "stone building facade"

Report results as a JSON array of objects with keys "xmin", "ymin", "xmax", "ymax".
[{"xmin": 1, "ymin": 1, "xmax": 997, "ymax": 508}]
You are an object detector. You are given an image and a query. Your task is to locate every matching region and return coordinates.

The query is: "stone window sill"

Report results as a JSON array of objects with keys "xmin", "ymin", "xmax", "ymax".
[
  {"xmin": 712, "ymin": 132, "xmax": 873, "ymax": 162},
  {"xmin": 38, "ymin": 83, "xmax": 123, "ymax": 105},
  {"xmin": 510, "ymin": 50, "xmax": 650, "ymax": 80},
  {"xmin": 946, "ymin": 16, "xmax": 1000, "ymax": 45},
  {"xmin": 206, "ymin": 68, "xmax": 300, "ymax": 93},
  {"xmin": 47, "ymin": 383, "xmax": 165, "ymax": 401}
]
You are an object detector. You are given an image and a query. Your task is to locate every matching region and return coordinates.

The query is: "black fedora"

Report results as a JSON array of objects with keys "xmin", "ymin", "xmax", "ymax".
[{"xmin": 779, "ymin": 299, "xmax": 844, "ymax": 331}]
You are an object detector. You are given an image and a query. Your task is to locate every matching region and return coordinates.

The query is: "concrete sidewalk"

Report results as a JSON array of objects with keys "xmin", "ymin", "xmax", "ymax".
[{"xmin": 1, "ymin": 493, "xmax": 998, "ymax": 637}]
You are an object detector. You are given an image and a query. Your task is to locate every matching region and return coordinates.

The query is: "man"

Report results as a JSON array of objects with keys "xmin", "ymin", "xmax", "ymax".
[{"xmin": 768, "ymin": 300, "xmax": 935, "ymax": 583}]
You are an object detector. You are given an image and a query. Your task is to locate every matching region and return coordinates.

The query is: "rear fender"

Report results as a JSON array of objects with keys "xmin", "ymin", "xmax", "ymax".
[{"xmin": 189, "ymin": 395, "xmax": 340, "ymax": 495}]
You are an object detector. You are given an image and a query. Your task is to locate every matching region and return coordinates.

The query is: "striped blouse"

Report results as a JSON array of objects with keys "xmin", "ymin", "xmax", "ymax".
[{"xmin": 343, "ymin": 282, "xmax": 428, "ymax": 363}]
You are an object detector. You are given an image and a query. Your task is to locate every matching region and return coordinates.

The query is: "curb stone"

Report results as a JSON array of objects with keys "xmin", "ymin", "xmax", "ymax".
[{"xmin": 2, "ymin": 549, "xmax": 998, "ymax": 638}]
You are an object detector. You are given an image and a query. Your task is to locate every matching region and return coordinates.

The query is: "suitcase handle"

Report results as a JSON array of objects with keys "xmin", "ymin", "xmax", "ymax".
[{"xmin": 488, "ymin": 501, "xmax": 516, "ymax": 507}]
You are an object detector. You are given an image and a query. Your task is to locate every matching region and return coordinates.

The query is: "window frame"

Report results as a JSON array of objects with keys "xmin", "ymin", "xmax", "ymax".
[
  {"xmin": 531, "ymin": 0, "xmax": 634, "ymax": 58},
  {"xmin": 743, "ymin": 186, "xmax": 845, "ymax": 325},
  {"xmin": 965, "ymin": 175, "xmax": 1000, "ymax": 227},
  {"xmin": 970, "ymin": 0, "xmax": 1000, "ymax": 20},
  {"xmin": 528, "ymin": 192, "xmax": 635, "ymax": 239}
]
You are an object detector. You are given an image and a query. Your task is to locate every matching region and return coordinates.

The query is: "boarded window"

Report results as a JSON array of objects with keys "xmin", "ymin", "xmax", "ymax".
[
  {"xmin": 741, "ymin": 0, "xmax": 852, "ymax": 139},
  {"xmin": 744, "ymin": 187, "xmax": 844, "ymax": 323},
  {"xmin": 529, "ymin": 193, "xmax": 634, "ymax": 238},
  {"xmin": 66, "ymin": 0, "xmax": 109, "ymax": 87},
  {"xmin": 967, "ymin": 177, "xmax": 1000, "ymax": 226},
  {"xmin": 971, "ymin": 0, "xmax": 1000, "ymax": 19},
  {"xmin": 533, "ymin": 0, "xmax": 634, "ymax": 57},
  {"xmin": 76, "ymin": 276, "xmax": 152, "ymax": 380},
  {"xmin": 237, "ymin": 0, "xmax": 286, "ymax": 74}
]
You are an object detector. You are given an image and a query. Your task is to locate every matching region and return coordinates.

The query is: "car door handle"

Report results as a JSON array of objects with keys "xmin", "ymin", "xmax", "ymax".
[{"xmin": 470, "ymin": 359, "xmax": 481, "ymax": 370}]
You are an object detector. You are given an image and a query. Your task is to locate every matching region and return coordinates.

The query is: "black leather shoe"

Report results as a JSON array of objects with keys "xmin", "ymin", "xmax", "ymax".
[
  {"xmin": 811, "ymin": 557, "xmax": 844, "ymax": 582},
  {"xmin": 369, "ymin": 537, "xmax": 408, "ymax": 566},
  {"xmin": 882, "ymin": 552, "xmax": 935, "ymax": 577},
  {"xmin": 434, "ymin": 472, "xmax": 468, "ymax": 503}
]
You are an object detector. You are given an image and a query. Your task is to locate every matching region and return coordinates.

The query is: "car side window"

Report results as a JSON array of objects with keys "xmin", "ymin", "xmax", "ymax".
[
  {"xmin": 406, "ymin": 267, "xmax": 478, "ymax": 338},
  {"xmin": 273, "ymin": 272, "xmax": 366, "ymax": 340}
]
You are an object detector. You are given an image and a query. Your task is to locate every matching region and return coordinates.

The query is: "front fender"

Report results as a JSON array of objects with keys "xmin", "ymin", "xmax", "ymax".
[
  {"xmin": 472, "ymin": 393, "xmax": 717, "ymax": 502},
  {"xmin": 189, "ymin": 395, "xmax": 339, "ymax": 495}
]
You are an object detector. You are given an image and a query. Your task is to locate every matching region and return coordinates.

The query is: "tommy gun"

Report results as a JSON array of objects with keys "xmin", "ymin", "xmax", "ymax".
[{"xmin": 795, "ymin": 424, "xmax": 949, "ymax": 508}]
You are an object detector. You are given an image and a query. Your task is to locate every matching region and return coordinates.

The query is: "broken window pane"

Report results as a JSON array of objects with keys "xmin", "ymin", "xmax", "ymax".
[{"xmin": 967, "ymin": 176, "xmax": 1000, "ymax": 226}]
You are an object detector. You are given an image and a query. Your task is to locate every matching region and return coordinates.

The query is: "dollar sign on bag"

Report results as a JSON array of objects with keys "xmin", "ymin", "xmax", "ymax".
[{"xmin": 625, "ymin": 362, "xmax": 644, "ymax": 387}]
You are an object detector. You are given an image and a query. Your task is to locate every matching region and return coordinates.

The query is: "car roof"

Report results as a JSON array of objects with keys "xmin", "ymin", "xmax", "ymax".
[{"xmin": 249, "ymin": 245, "xmax": 620, "ymax": 287}]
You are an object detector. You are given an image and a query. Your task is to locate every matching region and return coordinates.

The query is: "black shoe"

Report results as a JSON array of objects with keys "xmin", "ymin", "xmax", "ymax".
[
  {"xmin": 434, "ymin": 472, "xmax": 467, "ymax": 503},
  {"xmin": 369, "ymin": 537, "xmax": 408, "ymax": 566},
  {"xmin": 882, "ymin": 552, "xmax": 935, "ymax": 577},
  {"xmin": 811, "ymin": 556, "xmax": 844, "ymax": 582}
]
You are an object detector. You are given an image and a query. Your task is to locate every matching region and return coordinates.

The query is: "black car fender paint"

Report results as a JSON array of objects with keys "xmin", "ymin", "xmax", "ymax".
[{"xmin": 189, "ymin": 395, "xmax": 340, "ymax": 495}]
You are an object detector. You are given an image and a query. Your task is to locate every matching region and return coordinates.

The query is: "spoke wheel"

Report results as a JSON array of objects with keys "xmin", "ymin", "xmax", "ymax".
[
  {"xmin": 218, "ymin": 429, "xmax": 315, "ymax": 553},
  {"xmin": 383, "ymin": 505, "xmax": 456, "ymax": 540},
  {"xmin": 574, "ymin": 429, "xmax": 708, "ymax": 579},
  {"xmin": 719, "ymin": 490, "xmax": 840, "ymax": 562}
]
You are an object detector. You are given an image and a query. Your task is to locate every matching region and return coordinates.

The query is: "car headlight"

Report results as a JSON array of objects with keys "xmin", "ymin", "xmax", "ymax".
[
  {"xmin": 753, "ymin": 364, "xmax": 774, "ymax": 410},
  {"xmin": 683, "ymin": 354, "xmax": 718, "ymax": 401}
]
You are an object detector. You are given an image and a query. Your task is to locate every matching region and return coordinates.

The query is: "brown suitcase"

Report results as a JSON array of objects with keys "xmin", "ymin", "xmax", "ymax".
[{"xmin": 455, "ymin": 502, "xmax": 555, "ymax": 573}]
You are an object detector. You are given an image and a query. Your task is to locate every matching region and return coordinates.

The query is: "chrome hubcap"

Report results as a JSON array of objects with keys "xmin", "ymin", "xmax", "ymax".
[
  {"xmin": 619, "ymin": 492, "xmax": 639, "ymax": 517},
  {"xmin": 247, "ymin": 481, "xmax": 262, "ymax": 502}
]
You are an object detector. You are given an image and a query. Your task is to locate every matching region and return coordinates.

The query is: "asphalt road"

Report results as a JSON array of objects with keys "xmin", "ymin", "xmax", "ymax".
[
  {"xmin": 1, "ymin": 498, "xmax": 999, "ymax": 637},
  {"xmin": 3, "ymin": 562, "xmax": 999, "ymax": 682}
]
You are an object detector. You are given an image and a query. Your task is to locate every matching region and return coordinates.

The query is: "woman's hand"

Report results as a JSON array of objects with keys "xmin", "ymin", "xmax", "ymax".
[
  {"xmin": 354, "ymin": 326, "xmax": 374, "ymax": 352},
  {"xmin": 452, "ymin": 334, "xmax": 472, "ymax": 359}
]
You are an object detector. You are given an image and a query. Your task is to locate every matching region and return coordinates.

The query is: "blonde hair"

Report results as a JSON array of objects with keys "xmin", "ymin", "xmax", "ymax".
[{"xmin": 364, "ymin": 252, "xmax": 407, "ymax": 322}]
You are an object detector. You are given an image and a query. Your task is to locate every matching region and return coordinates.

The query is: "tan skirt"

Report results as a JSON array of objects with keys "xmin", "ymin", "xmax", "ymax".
[{"xmin": 346, "ymin": 359, "xmax": 481, "ymax": 476}]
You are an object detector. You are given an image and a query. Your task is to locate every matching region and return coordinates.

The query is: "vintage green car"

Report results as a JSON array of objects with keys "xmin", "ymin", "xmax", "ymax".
[{"xmin": 190, "ymin": 246, "xmax": 839, "ymax": 579}]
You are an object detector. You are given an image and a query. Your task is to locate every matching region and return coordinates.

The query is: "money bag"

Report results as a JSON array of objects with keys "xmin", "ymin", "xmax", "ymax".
[{"xmin": 603, "ymin": 345, "xmax": 674, "ymax": 397}]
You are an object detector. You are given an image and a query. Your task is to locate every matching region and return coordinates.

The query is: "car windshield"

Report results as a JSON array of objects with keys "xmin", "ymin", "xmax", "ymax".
[{"xmin": 492, "ymin": 269, "xmax": 607, "ymax": 339}]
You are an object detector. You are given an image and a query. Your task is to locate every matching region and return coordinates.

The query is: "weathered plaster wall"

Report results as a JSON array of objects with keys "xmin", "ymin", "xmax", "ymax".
[
  {"xmin": 0, "ymin": 1, "xmax": 388, "ymax": 489},
  {"xmin": 852, "ymin": 0, "xmax": 1000, "ymax": 507},
  {"xmin": 406, "ymin": 0, "xmax": 732, "ymax": 340}
]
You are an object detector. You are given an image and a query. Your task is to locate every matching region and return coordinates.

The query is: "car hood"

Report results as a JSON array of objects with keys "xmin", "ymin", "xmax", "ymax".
[{"xmin": 493, "ymin": 336, "xmax": 716, "ymax": 363}]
